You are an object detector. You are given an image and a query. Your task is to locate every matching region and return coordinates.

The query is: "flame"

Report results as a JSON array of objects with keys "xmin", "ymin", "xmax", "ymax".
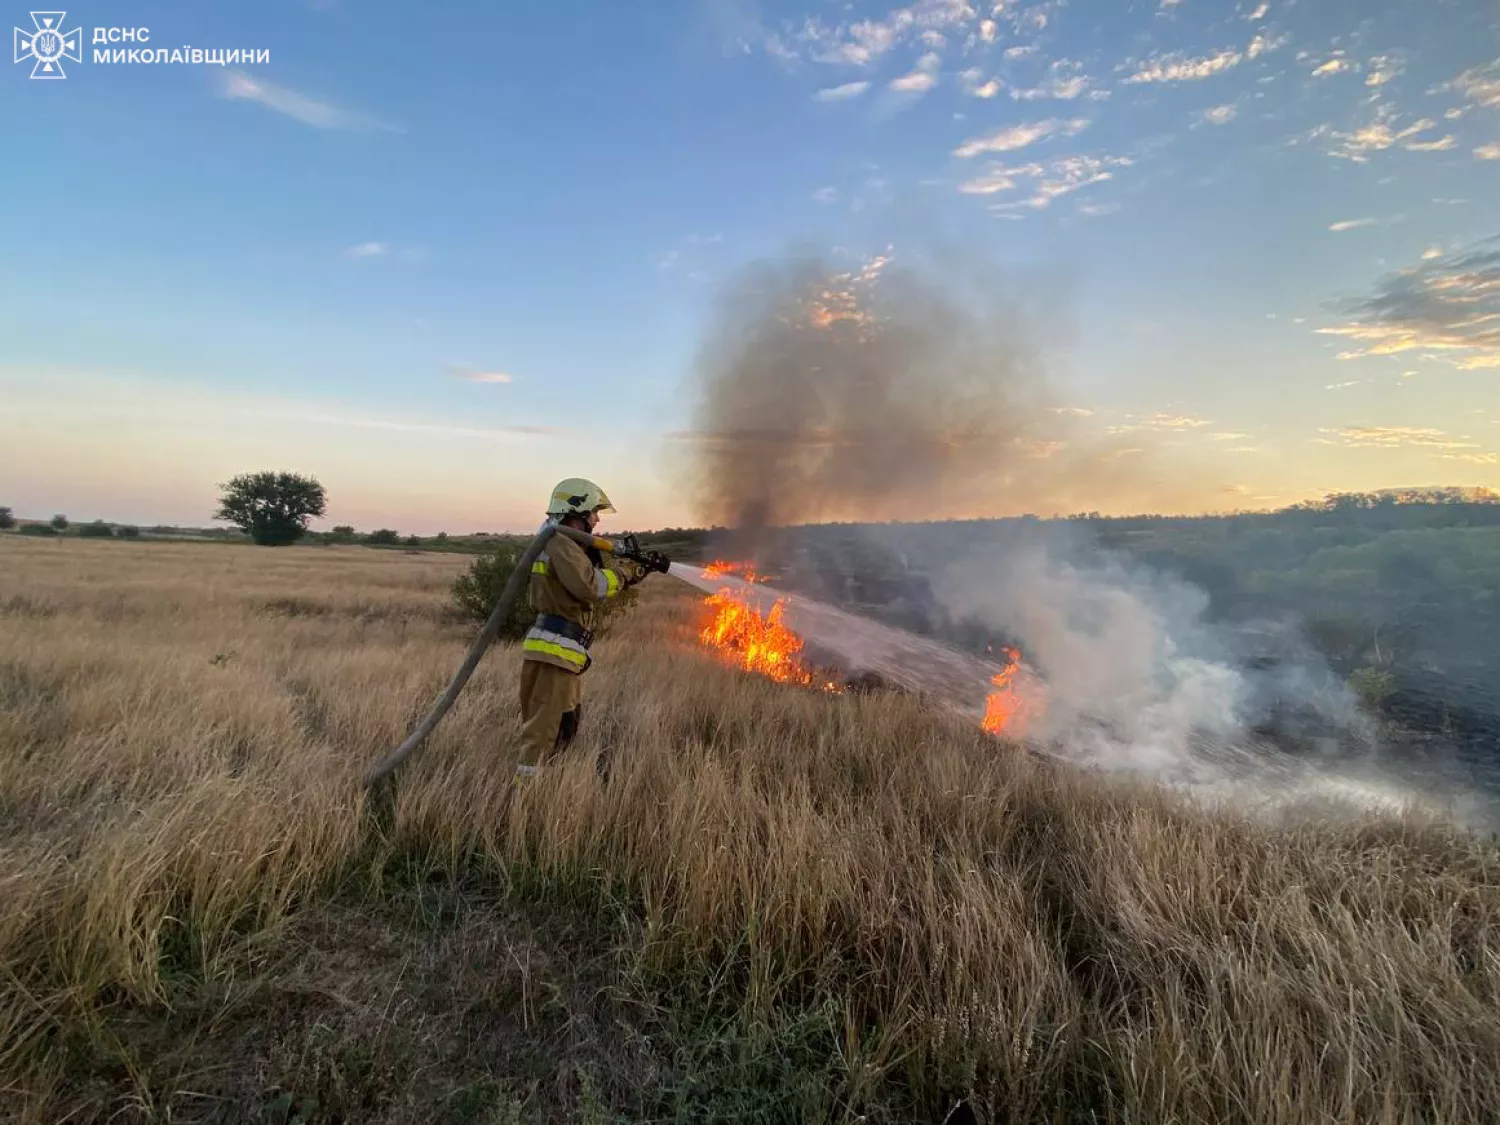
[
  {"xmin": 982, "ymin": 646, "xmax": 1039, "ymax": 738},
  {"xmin": 703, "ymin": 559, "xmax": 766, "ymax": 583},
  {"xmin": 700, "ymin": 592, "xmax": 819, "ymax": 684}
]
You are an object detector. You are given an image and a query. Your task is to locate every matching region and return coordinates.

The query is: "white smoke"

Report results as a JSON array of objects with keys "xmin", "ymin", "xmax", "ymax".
[{"xmin": 926, "ymin": 530, "xmax": 1467, "ymax": 818}]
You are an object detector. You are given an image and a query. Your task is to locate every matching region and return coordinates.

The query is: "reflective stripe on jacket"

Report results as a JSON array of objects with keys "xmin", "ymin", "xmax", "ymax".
[{"xmin": 522, "ymin": 524, "xmax": 636, "ymax": 673}]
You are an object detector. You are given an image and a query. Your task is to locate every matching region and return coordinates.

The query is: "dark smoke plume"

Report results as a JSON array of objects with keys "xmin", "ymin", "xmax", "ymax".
[{"xmin": 675, "ymin": 250, "xmax": 1193, "ymax": 530}]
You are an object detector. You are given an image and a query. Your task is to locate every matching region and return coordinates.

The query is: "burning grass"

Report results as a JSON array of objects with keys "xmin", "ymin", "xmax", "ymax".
[{"xmin": 2, "ymin": 537, "xmax": 1499, "ymax": 1123}]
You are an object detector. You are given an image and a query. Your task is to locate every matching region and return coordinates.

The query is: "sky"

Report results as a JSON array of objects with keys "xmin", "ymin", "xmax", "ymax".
[{"xmin": 2, "ymin": 0, "xmax": 1497, "ymax": 534}]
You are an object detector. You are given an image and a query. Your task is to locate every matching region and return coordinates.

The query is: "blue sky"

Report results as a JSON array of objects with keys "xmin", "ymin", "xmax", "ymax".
[{"xmin": 3, "ymin": 0, "xmax": 1497, "ymax": 533}]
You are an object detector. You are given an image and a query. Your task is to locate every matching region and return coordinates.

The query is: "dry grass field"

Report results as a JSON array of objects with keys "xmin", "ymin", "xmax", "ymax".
[{"xmin": 2, "ymin": 535, "xmax": 1499, "ymax": 1123}]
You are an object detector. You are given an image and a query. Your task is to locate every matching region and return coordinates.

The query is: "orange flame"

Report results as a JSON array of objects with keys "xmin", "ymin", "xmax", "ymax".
[
  {"xmin": 703, "ymin": 559, "xmax": 765, "ymax": 583},
  {"xmin": 982, "ymin": 646, "xmax": 1038, "ymax": 738},
  {"xmin": 700, "ymin": 592, "xmax": 822, "ymax": 685}
]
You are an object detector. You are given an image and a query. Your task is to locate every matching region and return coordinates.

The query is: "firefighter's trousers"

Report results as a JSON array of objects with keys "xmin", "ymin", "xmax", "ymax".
[{"xmin": 518, "ymin": 658, "xmax": 583, "ymax": 768}]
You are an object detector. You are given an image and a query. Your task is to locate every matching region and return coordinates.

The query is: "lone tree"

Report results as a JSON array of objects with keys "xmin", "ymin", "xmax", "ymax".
[
  {"xmin": 50, "ymin": 514, "xmax": 69, "ymax": 531},
  {"xmin": 214, "ymin": 471, "xmax": 327, "ymax": 546},
  {"xmin": 0, "ymin": 507, "xmax": 14, "ymax": 530}
]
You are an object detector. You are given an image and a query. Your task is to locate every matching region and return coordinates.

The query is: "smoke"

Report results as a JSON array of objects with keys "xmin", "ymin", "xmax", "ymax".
[
  {"xmin": 675, "ymin": 249, "xmax": 1199, "ymax": 532},
  {"xmin": 929, "ymin": 526, "xmax": 1498, "ymax": 823},
  {"xmin": 672, "ymin": 245, "xmax": 1491, "ymax": 824}
]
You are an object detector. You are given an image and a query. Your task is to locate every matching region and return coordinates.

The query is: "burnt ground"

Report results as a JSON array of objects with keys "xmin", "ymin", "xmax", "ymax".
[{"xmin": 32, "ymin": 868, "xmax": 848, "ymax": 1125}]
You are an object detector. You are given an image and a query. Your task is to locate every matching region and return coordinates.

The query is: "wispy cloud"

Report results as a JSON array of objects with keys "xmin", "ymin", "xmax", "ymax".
[
  {"xmin": 218, "ymin": 71, "xmax": 399, "ymax": 132},
  {"xmin": 1451, "ymin": 60, "xmax": 1500, "ymax": 111},
  {"xmin": 1125, "ymin": 47, "xmax": 1242, "ymax": 84},
  {"xmin": 1077, "ymin": 201, "xmax": 1121, "ymax": 217},
  {"xmin": 962, "ymin": 153, "xmax": 1131, "ymax": 210},
  {"xmin": 1244, "ymin": 2, "xmax": 1269, "ymax": 19},
  {"xmin": 889, "ymin": 51, "xmax": 941, "ymax": 94},
  {"xmin": 1200, "ymin": 103, "xmax": 1237, "ymax": 124},
  {"xmin": 812, "ymin": 186, "xmax": 839, "ymax": 204},
  {"xmin": 1010, "ymin": 59, "xmax": 1109, "ymax": 101},
  {"xmin": 1318, "ymin": 237, "xmax": 1500, "ymax": 370},
  {"xmin": 1109, "ymin": 413, "xmax": 1213, "ymax": 433},
  {"xmin": 1476, "ymin": 143, "xmax": 1500, "ymax": 160},
  {"xmin": 1325, "ymin": 104, "xmax": 1447, "ymax": 161},
  {"xmin": 767, "ymin": 1, "xmax": 979, "ymax": 68},
  {"xmin": 1319, "ymin": 426, "xmax": 1483, "ymax": 453},
  {"xmin": 815, "ymin": 80, "xmax": 871, "ymax": 101},
  {"xmin": 959, "ymin": 68, "xmax": 1002, "ymax": 97},
  {"xmin": 1246, "ymin": 32, "xmax": 1289, "ymax": 60},
  {"xmin": 1364, "ymin": 55, "xmax": 1404, "ymax": 87},
  {"xmin": 344, "ymin": 241, "xmax": 387, "ymax": 258},
  {"xmin": 1311, "ymin": 57, "xmax": 1354, "ymax": 78},
  {"xmin": 449, "ymin": 364, "xmax": 514, "ymax": 385},
  {"xmin": 953, "ymin": 117, "xmax": 1089, "ymax": 158}
]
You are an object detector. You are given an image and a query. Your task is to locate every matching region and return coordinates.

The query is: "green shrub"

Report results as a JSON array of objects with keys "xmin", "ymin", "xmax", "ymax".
[
  {"xmin": 116, "ymin": 525, "xmax": 140, "ymax": 539},
  {"xmin": 366, "ymin": 529, "xmax": 400, "ymax": 546},
  {"xmin": 450, "ymin": 548, "xmax": 639, "ymax": 641},
  {"xmin": 405, "ymin": 534, "xmax": 421, "ymax": 547},
  {"xmin": 19, "ymin": 524, "xmax": 58, "ymax": 537},
  {"xmin": 50, "ymin": 514, "xmax": 69, "ymax": 531},
  {"xmin": 1348, "ymin": 666, "xmax": 1396, "ymax": 712},
  {"xmin": 78, "ymin": 520, "xmax": 114, "ymax": 538},
  {"xmin": 0, "ymin": 507, "xmax": 14, "ymax": 530}
]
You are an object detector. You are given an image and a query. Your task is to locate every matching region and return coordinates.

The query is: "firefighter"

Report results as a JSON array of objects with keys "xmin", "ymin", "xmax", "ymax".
[{"xmin": 516, "ymin": 478, "xmax": 648, "ymax": 777}]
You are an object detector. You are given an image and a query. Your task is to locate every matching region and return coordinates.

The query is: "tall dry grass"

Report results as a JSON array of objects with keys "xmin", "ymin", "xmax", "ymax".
[{"xmin": 2, "ymin": 536, "xmax": 1498, "ymax": 1122}]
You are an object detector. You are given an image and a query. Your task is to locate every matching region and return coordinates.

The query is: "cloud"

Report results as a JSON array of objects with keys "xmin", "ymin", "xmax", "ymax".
[
  {"xmin": 953, "ymin": 116, "xmax": 1089, "ymax": 157},
  {"xmin": 1422, "ymin": 246, "xmax": 1444, "ymax": 259},
  {"xmin": 889, "ymin": 51, "xmax": 941, "ymax": 93},
  {"xmin": 812, "ymin": 186, "xmax": 839, "ymax": 204},
  {"xmin": 1200, "ymin": 103, "xmax": 1237, "ymax": 124},
  {"xmin": 1077, "ymin": 201, "xmax": 1120, "ymax": 217},
  {"xmin": 1010, "ymin": 59, "xmax": 1109, "ymax": 101},
  {"xmin": 1327, "ymin": 218, "xmax": 1382, "ymax": 232},
  {"xmin": 1326, "ymin": 105, "xmax": 1447, "ymax": 161},
  {"xmin": 963, "ymin": 153, "xmax": 1132, "ymax": 209},
  {"xmin": 816, "ymin": 80, "xmax": 871, "ymax": 101},
  {"xmin": 1325, "ymin": 380, "xmax": 1361, "ymax": 390},
  {"xmin": 344, "ymin": 241, "xmax": 387, "ymax": 258},
  {"xmin": 1244, "ymin": 2, "xmax": 1270, "ymax": 18},
  {"xmin": 1109, "ymin": 413, "xmax": 1213, "ymax": 433},
  {"xmin": 1364, "ymin": 55, "xmax": 1404, "ymax": 87},
  {"xmin": 1311, "ymin": 57, "xmax": 1354, "ymax": 78},
  {"xmin": 449, "ymin": 365, "xmax": 514, "ymax": 385},
  {"xmin": 1451, "ymin": 60, "xmax": 1500, "ymax": 110},
  {"xmin": 218, "ymin": 71, "xmax": 399, "ymax": 132},
  {"xmin": 781, "ymin": 0, "xmax": 980, "ymax": 67},
  {"xmin": 1476, "ymin": 143, "xmax": 1500, "ymax": 160},
  {"xmin": 1246, "ymin": 32, "xmax": 1289, "ymax": 60},
  {"xmin": 959, "ymin": 68, "xmax": 1002, "ymax": 97},
  {"xmin": 1052, "ymin": 406, "xmax": 1095, "ymax": 416},
  {"xmin": 1125, "ymin": 48, "xmax": 1242, "ymax": 84},
  {"xmin": 1318, "ymin": 237, "xmax": 1500, "ymax": 370},
  {"xmin": 1319, "ymin": 426, "xmax": 1482, "ymax": 453},
  {"xmin": 1004, "ymin": 44, "xmax": 1037, "ymax": 59}
]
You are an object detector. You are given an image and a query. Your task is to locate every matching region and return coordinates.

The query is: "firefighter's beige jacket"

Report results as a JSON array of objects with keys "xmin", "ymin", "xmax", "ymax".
[{"xmin": 522, "ymin": 529, "xmax": 638, "ymax": 672}]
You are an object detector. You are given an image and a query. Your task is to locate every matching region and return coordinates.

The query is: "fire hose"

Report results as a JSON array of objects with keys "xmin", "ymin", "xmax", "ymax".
[{"xmin": 360, "ymin": 523, "xmax": 671, "ymax": 788}]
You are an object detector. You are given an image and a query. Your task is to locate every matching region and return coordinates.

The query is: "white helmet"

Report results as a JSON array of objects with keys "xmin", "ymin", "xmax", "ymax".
[{"xmin": 545, "ymin": 478, "xmax": 616, "ymax": 518}]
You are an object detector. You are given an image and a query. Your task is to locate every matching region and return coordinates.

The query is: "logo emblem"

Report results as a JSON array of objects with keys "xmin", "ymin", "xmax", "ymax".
[{"xmin": 14, "ymin": 11, "xmax": 81, "ymax": 78}]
